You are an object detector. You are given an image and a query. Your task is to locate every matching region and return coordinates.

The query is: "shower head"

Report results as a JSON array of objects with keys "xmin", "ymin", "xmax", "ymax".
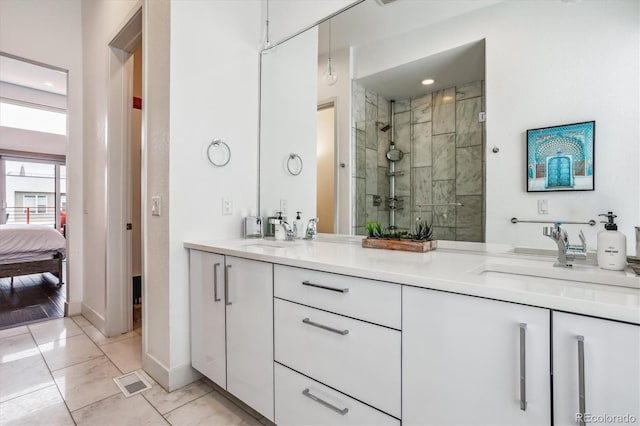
[{"xmin": 375, "ymin": 121, "xmax": 392, "ymax": 132}]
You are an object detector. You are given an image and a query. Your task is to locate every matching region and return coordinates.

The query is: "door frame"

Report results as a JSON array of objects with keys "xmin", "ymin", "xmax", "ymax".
[
  {"xmin": 104, "ymin": 6, "xmax": 142, "ymax": 336},
  {"xmin": 317, "ymin": 98, "xmax": 338, "ymax": 233}
]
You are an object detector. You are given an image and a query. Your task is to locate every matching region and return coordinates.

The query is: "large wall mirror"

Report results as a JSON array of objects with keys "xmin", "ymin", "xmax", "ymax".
[{"xmin": 259, "ymin": 0, "xmax": 639, "ymax": 249}]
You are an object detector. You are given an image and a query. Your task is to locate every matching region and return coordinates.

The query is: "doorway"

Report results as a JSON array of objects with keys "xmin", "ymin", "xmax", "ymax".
[
  {"xmin": 316, "ymin": 102, "xmax": 336, "ymax": 233},
  {"xmin": 103, "ymin": 7, "xmax": 143, "ymax": 336},
  {"xmin": 0, "ymin": 53, "xmax": 69, "ymax": 328},
  {"xmin": 130, "ymin": 46, "xmax": 143, "ymax": 332}
]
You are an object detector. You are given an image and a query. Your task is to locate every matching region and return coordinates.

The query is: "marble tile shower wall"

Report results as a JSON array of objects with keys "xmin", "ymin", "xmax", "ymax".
[{"xmin": 353, "ymin": 80, "xmax": 485, "ymax": 241}]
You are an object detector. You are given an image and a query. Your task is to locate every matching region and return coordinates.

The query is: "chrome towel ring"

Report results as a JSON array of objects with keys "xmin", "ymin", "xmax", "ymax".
[
  {"xmin": 286, "ymin": 153, "xmax": 303, "ymax": 176},
  {"xmin": 207, "ymin": 139, "xmax": 231, "ymax": 167}
]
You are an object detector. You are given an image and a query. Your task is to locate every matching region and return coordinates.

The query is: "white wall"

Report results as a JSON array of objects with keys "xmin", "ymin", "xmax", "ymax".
[
  {"xmin": 352, "ymin": 0, "xmax": 639, "ymax": 252},
  {"xmin": 143, "ymin": 0, "xmax": 173, "ymax": 388},
  {"xmin": 168, "ymin": 0, "xmax": 261, "ymax": 389},
  {"xmin": 0, "ymin": 0, "xmax": 83, "ymax": 315},
  {"xmin": 268, "ymin": 0, "xmax": 358, "ymax": 45}
]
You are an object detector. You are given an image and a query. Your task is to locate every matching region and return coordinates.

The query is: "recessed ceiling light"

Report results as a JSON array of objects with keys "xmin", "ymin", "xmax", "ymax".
[
  {"xmin": 421, "ymin": 78, "xmax": 435, "ymax": 86},
  {"xmin": 443, "ymin": 96, "xmax": 453, "ymax": 102},
  {"xmin": 44, "ymin": 82, "xmax": 54, "ymax": 87}
]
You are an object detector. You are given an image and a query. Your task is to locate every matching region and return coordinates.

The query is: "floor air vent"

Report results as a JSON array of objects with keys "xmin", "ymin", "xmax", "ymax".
[{"xmin": 113, "ymin": 371, "xmax": 152, "ymax": 397}]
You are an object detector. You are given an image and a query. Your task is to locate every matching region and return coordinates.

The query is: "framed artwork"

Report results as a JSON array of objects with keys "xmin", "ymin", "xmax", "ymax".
[{"xmin": 526, "ymin": 121, "xmax": 595, "ymax": 192}]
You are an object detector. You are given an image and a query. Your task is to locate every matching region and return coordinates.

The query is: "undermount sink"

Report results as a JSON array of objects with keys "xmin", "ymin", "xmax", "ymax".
[
  {"xmin": 472, "ymin": 262, "xmax": 640, "ymax": 290},
  {"xmin": 242, "ymin": 240, "xmax": 303, "ymax": 249}
]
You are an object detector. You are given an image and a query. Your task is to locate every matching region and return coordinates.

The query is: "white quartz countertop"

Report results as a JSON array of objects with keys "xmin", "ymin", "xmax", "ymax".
[{"xmin": 183, "ymin": 238, "xmax": 640, "ymax": 325}]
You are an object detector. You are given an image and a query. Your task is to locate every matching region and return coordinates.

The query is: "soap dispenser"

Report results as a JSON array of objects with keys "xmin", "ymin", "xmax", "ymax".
[
  {"xmin": 597, "ymin": 211, "xmax": 627, "ymax": 271},
  {"xmin": 273, "ymin": 211, "xmax": 286, "ymax": 241},
  {"xmin": 293, "ymin": 212, "xmax": 304, "ymax": 239}
]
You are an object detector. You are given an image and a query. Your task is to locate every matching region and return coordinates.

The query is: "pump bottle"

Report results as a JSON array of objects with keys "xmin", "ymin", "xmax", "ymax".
[{"xmin": 597, "ymin": 211, "xmax": 627, "ymax": 271}]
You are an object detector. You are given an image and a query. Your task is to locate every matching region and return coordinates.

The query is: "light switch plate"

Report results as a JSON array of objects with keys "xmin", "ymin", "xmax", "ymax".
[
  {"xmin": 538, "ymin": 199, "xmax": 549, "ymax": 215},
  {"xmin": 280, "ymin": 199, "xmax": 288, "ymax": 215},
  {"xmin": 151, "ymin": 196, "xmax": 161, "ymax": 216}
]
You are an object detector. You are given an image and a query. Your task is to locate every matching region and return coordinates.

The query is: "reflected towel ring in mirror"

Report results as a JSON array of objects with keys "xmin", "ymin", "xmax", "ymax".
[
  {"xmin": 207, "ymin": 139, "xmax": 231, "ymax": 167},
  {"xmin": 286, "ymin": 153, "xmax": 303, "ymax": 176}
]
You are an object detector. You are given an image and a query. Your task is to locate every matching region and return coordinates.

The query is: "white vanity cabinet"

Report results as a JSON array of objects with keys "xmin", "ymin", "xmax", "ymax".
[
  {"xmin": 552, "ymin": 312, "xmax": 640, "ymax": 426},
  {"xmin": 273, "ymin": 265, "xmax": 401, "ymax": 424},
  {"xmin": 189, "ymin": 251, "xmax": 274, "ymax": 421},
  {"xmin": 403, "ymin": 286, "xmax": 552, "ymax": 426},
  {"xmin": 225, "ymin": 255, "xmax": 274, "ymax": 421},
  {"xmin": 189, "ymin": 250, "xmax": 227, "ymax": 387}
]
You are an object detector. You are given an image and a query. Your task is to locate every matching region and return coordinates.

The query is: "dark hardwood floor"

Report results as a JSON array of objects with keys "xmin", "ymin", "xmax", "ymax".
[{"xmin": 0, "ymin": 273, "xmax": 65, "ymax": 329}]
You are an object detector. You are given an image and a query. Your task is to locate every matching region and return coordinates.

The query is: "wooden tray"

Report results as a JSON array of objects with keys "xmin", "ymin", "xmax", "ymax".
[{"xmin": 361, "ymin": 238, "xmax": 437, "ymax": 253}]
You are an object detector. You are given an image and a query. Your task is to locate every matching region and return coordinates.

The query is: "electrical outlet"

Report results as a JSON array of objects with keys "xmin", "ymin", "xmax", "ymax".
[
  {"xmin": 280, "ymin": 199, "xmax": 288, "ymax": 215},
  {"xmin": 222, "ymin": 196, "xmax": 232, "ymax": 215}
]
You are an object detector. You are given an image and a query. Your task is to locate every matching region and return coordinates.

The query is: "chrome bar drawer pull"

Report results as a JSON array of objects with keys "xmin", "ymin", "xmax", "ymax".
[
  {"xmin": 302, "ymin": 388, "xmax": 349, "ymax": 415},
  {"xmin": 519, "ymin": 323, "xmax": 527, "ymax": 411},
  {"xmin": 302, "ymin": 280, "xmax": 349, "ymax": 293},
  {"xmin": 577, "ymin": 335, "xmax": 586, "ymax": 426},
  {"xmin": 302, "ymin": 318, "xmax": 349, "ymax": 335},
  {"xmin": 225, "ymin": 265, "xmax": 232, "ymax": 306},
  {"xmin": 213, "ymin": 263, "xmax": 221, "ymax": 302}
]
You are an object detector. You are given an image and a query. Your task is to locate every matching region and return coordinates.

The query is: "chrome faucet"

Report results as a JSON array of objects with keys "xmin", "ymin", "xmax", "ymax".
[
  {"xmin": 304, "ymin": 217, "xmax": 320, "ymax": 240},
  {"xmin": 270, "ymin": 219, "xmax": 296, "ymax": 241},
  {"xmin": 543, "ymin": 223, "xmax": 587, "ymax": 267}
]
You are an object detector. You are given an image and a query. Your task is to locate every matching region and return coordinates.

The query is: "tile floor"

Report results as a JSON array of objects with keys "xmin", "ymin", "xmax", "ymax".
[{"xmin": 0, "ymin": 316, "xmax": 269, "ymax": 425}]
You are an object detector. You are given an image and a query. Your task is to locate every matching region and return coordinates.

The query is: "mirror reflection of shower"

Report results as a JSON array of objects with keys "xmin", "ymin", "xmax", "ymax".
[
  {"xmin": 351, "ymin": 39, "xmax": 486, "ymax": 241},
  {"xmin": 382, "ymin": 101, "xmax": 405, "ymax": 231}
]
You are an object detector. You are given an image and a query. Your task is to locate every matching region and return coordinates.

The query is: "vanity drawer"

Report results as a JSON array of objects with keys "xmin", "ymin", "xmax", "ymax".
[
  {"xmin": 274, "ymin": 298, "xmax": 401, "ymax": 418},
  {"xmin": 275, "ymin": 363, "xmax": 399, "ymax": 426},
  {"xmin": 274, "ymin": 264, "xmax": 401, "ymax": 329}
]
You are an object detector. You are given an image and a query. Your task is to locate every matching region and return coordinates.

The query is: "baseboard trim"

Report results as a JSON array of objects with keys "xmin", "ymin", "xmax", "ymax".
[
  {"xmin": 81, "ymin": 303, "xmax": 106, "ymax": 334},
  {"xmin": 142, "ymin": 352, "xmax": 201, "ymax": 392},
  {"xmin": 143, "ymin": 352, "xmax": 170, "ymax": 390},
  {"xmin": 169, "ymin": 361, "xmax": 202, "ymax": 391},
  {"xmin": 65, "ymin": 301, "xmax": 82, "ymax": 317}
]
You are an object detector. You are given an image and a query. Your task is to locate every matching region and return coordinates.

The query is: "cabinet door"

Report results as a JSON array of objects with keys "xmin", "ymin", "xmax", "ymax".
[
  {"xmin": 225, "ymin": 256, "xmax": 274, "ymax": 421},
  {"xmin": 403, "ymin": 287, "xmax": 551, "ymax": 425},
  {"xmin": 553, "ymin": 312, "xmax": 640, "ymax": 425},
  {"xmin": 189, "ymin": 250, "xmax": 226, "ymax": 388}
]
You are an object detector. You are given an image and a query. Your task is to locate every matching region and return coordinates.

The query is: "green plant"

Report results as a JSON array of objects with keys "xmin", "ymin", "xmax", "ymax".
[
  {"xmin": 414, "ymin": 219, "xmax": 433, "ymax": 241},
  {"xmin": 365, "ymin": 220, "xmax": 383, "ymax": 238}
]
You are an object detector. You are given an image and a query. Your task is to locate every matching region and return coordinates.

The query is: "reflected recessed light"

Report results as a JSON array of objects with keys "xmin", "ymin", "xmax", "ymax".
[
  {"xmin": 443, "ymin": 96, "xmax": 453, "ymax": 101},
  {"xmin": 421, "ymin": 78, "xmax": 435, "ymax": 85},
  {"xmin": 44, "ymin": 82, "xmax": 54, "ymax": 87}
]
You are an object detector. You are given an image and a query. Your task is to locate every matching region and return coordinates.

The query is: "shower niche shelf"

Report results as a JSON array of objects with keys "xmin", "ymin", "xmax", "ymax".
[{"xmin": 362, "ymin": 238, "xmax": 437, "ymax": 253}]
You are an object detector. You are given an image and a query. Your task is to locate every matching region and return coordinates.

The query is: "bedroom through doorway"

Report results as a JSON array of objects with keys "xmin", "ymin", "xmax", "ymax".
[{"xmin": 0, "ymin": 54, "xmax": 69, "ymax": 329}]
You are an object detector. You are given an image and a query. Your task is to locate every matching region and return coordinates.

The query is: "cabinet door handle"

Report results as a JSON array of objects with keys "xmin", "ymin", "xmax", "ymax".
[
  {"xmin": 519, "ymin": 323, "xmax": 527, "ymax": 411},
  {"xmin": 577, "ymin": 335, "xmax": 586, "ymax": 426},
  {"xmin": 302, "ymin": 388, "xmax": 349, "ymax": 415},
  {"xmin": 302, "ymin": 280, "xmax": 349, "ymax": 293},
  {"xmin": 225, "ymin": 265, "xmax": 232, "ymax": 306},
  {"xmin": 302, "ymin": 318, "xmax": 349, "ymax": 335},
  {"xmin": 213, "ymin": 263, "xmax": 221, "ymax": 302}
]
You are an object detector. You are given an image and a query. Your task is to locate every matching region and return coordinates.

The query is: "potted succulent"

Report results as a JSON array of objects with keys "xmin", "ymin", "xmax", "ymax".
[{"xmin": 362, "ymin": 219, "xmax": 436, "ymax": 252}]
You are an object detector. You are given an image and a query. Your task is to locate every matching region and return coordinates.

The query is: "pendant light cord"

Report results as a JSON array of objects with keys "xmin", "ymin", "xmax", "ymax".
[{"xmin": 328, "ymin": 19, "xmax": 332, "ymax": 61}]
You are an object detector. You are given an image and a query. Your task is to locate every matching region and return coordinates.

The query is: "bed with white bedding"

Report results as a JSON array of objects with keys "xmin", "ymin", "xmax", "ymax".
[{"xmin": 0, "ymin": 224, "xmax": 66, "ymax": 286}]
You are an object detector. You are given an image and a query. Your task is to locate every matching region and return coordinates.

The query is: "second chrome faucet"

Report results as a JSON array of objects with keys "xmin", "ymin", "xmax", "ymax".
[{"xmin": 543, "ymin": 223, "xmax": 587, "ymax": 267}]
